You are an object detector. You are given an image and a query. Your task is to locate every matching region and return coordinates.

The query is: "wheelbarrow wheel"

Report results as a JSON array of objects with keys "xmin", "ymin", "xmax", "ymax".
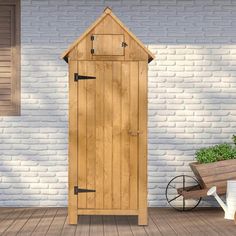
[{"xmin": 166, "ymin": 175, "xmax": 202, "ymax": 211}]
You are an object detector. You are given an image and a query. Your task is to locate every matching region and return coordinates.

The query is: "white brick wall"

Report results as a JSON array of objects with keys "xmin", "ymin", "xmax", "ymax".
[{"xmin": 0, "ymin": 0, "xmax": 236, "ymax": 207}]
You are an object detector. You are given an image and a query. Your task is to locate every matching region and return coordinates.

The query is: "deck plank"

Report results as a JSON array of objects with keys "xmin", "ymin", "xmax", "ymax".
[
  {"xmin": 0, "ymin": 207, "xmax": 234, "ymax": 236},
  {"xmin": 46, "ymin": 208, "xmax": 67, "ymax": 236},
  {"xmin": 90, "ymin": 216, "xmax": 103, "ymax": 236},
  {"xmin": 128, "ymin": 216, "xmax": 148, "ymax": 236},
  {"xmin": 17, "ymin": 208, "xmax": 47, "ymax": 236},
  {"xmin": 2, "ymin": 208, "xmax": 35, "ymax": 236},
  {"xmin": 149, "ymin": 208, "xmax": 177, "ymax": 236},
  {"xmin": 89, "ymin": 216, "xmax": 104, "ymax": 236},
  {"xmin": 103, "ymin": 216, "xmax": 118, "ymax": 236},
  {"xmin": 115, "ymin": 216, "xmax": 133, "ymax": 236},
  {"xmin": 61, "ymin": 215, "xmax": 77, "ymax": 236},
  {"xmin": 0, "ymin": 208, "xmax": 24, "ymax": 234},
  {"xmin": 31, "ymin": 208, "xmax": 58, "ymax": 236},
  {"xmin": 144, "ymin": 215, "xmax": 162, "ymax": 236},
  {"xmin": 75, "ymin": 215, "xmax": 90, "ymax": 236}
]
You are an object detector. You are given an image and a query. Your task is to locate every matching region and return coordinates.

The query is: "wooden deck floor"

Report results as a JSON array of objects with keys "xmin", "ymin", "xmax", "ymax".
[{"xmin": 0, "ymin": 207, "xmax": 235, "ymax": 235}]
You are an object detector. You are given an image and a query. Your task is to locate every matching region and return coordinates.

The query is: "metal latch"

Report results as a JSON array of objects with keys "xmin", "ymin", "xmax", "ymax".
[
  {"xmin": 122, "ymin": 41, "xmax": 128, "ymax": 47},
  {"xmin": 74, "ymin": 73, "xmax": 96, "ymax": 81},
  {"xmin": 74, "ymin": 186, "xmax": 96, "ymax": 195}
]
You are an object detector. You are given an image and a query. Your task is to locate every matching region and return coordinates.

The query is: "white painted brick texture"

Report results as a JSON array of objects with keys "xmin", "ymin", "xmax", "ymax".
[{"xmin": 1, "ymin": 0, "xmax": 236, "ymax": 207}]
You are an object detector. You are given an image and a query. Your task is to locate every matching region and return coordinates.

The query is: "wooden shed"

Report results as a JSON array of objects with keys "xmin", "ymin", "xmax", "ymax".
[{"xmin": 61, "ymin": 7, "xmax": 154, "ymax": 226}]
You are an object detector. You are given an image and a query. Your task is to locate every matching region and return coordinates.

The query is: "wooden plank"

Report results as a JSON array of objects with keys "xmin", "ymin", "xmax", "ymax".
[
  {"xmin": 46, "ymin": 208, "xmax": 67, "ymax": 236},
  {"xmin": 2, "ymin": 208, "xmax": 35, "ymax": 236},
  {"xmin": 68, "ymin": 60, "xmax": 78, "ymax": 224},
  {"xmin": 179, "ymin": 211, "xmax": 210, "ymax": 236},
  {"xmin": 115, "ymin": 216, "xmax": 133, "ymax": 236},
  {"xmin": 103, "ymin": 216, "xmax": 118, "ymax": 236},
  {"xmin": 203, "ymin": 172, "xmax": 236, "ymax": 184},
  {"xmin": 128, "ymin": 216, "xmax": 148, "ymax": 236},
  {"xmin": 78, "ymin": 209, "xmax": 138, "ymax": 215},
  {"xmin": 77, "ymin": 61, "xmax": 87, "ymax": 209},
  {"xmin": 161, "ymin": 212, "xmax": 191, "ymax": 236},
  {"xmin": 112, "ymin": 61, "xmax": 121, "ymax": 209},
  {"xmin": 90, "ymin": 216, "xmax": 103, "ymax": 236},
  {"xmin": 77, "ymin": 37, "xmax": 86, "ymax": 60},
  {"xmin": 86, "ymin": 61, "xmax": 96, "ymax": 209},
  {"xmin": 103, "ymin": 61, "xmax": 113, "ymax": 209},
  {"xmin": 129, "ymin": 62, "xmax": 138, "ymax": 210},
  {"xmin": 75, "ymin": 216, "xmax": 90, "ymax": 236},
  {"xmin": 149, "ymin": 209, "xmax": 177, "ymax": 236},
  {"xmin": 121, "ymin": 62, "xmax": 130, "ymax": 210},
  {"xmin": 0, "ymin": 208, "xmax": 25, "ymax": 235},
  {"xmin": 95, "ymin": 61, "xmax": 104, "ymax": 209},
  {"xmin": 61, "ymin": 216, "xmax": 77, "ymax": 236},
  {"xmin": 0, "ymin": 208, "xmax": 14, "ymax": 223},
  {"xmin": 200, "ymin": 164, "xmax": 236, "ymax": 177},
  {"xmin": 143, "ymin": 216, "xmax": 162, "ymax": 236},
  {"xmin": 138, "ymin": 61, "xmax": 148, "ymax": 225},
  {"xmin": 193, "ymin": 209, "xmax": 227, "ymax": 236},
  {"xmin": 17, "ymin": 208, "xmax": 46, "ymax": 236},
  {"xmin": 32, "ymin": 208, "xmax": 58, "ymax": 236},
  {"xmin": 182, "ymin": 188, "xmax": 208, "ymax": 199}
]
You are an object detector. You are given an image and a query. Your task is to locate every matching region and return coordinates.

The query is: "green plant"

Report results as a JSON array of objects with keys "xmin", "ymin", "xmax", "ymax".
[{"xmin": 195, "ymin": 136, "xmax": 236, "ymax": 164}]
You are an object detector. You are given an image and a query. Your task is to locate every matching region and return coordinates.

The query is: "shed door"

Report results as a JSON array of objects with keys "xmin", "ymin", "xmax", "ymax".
[
  {"xmin": 92, "ymin": 34, "xmax": 124, "ymax": 56},
  {"xmin": 77, "ymin": 61, "xmax": 139, "ymax": 210}
]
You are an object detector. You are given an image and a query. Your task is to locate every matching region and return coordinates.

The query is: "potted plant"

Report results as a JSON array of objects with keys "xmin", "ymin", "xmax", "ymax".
[{"xmin": 189, "ymin": 135, "xmax": 236, "ymax": 192}]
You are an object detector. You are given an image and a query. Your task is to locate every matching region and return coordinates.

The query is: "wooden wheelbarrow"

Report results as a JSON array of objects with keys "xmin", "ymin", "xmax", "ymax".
[{"xmin": 166, "ymin": 159, "xmax": 236, "ymax": 211}]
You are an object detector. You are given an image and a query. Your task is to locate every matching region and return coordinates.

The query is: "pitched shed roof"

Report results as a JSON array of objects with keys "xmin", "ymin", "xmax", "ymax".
[{"xmin": 61, "ymin": 7, "xmax": 155, "ymax": 62}]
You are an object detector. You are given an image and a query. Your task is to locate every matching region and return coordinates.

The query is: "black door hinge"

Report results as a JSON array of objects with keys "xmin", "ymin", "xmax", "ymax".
[
  {"xmin": 91, "ymin": 48, "xmax": 95, "ymax": 54},
  {"xmin": 74, "ymin": 186, "xmax": 96, "ymax": 195},
  {"xmin": 122, "ymin": 41, "xmax": 128, "ymax": 47},
  {"xmin": 74, "ymin": 73, "xmax": 96, "ymax": 81},
  {"xmin": 91, "ymin": 35, "xmax": 94, "ymax": 41}
]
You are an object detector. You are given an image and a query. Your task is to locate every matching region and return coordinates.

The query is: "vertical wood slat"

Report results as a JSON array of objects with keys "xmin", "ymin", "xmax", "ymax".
[
  {"xmin": 77, "ymin": 61, "xmax": 87, "ymax": 208},
  {"xmin": 129, "ymin": 62, "xmax": 139, "ymax": 210},
  {"xmin": 138, "ymin": 61, "xmax": 148, "ymax": 225},
  {"xmin": 112, "ymin": 62, "xmax": 122, "ymax": 209},
  {"xmin": 121, "ymin": 62, "xmax": 130, "ymax": 210},
  {"xmin": 77, "ymin": 61, "xmax": 139, "ymax": 212},
  {"xmin": 95, "ymin": 61, "xmax": 104, "ymax": 209},
  {"xmin": 103, "ymin": 62, "xmax": 113, "ymax": 209},
  {"xmin": 86, "ymin": 61, "xmax": 96, "ymax": 209},
  {"xmin": 68, "ymin": 60, "xmax": 78, "ymax": 224}
]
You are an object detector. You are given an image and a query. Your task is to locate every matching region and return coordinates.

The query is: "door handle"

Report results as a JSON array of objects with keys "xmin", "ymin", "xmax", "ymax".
[{"xmin": 128, "ymin": 130, "xmax": 142, "ymax": 136}]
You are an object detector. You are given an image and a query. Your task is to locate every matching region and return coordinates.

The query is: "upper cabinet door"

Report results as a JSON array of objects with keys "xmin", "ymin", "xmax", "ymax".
[{"xmin": 92, "ymin": 34, "xmax": 125, "ymax": 56}]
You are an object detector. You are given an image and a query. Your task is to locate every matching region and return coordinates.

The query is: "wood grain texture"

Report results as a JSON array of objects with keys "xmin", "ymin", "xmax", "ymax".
[
  {"xmin": 77, "ymin": 61, "xmax": 87, "ymax": 209},
  {"xmin": 62, "ymin": 11, "xmax": 154, "ymax": 62},
  {"xmin": 86, "ymin": 61, "xmax": 96, "ymax": 209},
  {"xmin": 103, "ymin": 61, "xmax": 113, "ymax": 209},
  {"xmin": 95, "ymin": 61, "xmax": 104, "ymax": 209},
  {"xmin": 129, "ymin": 62, "xmax": 139, "ymax": 210},
  {"xmin": 121, "ymin": 62, "xmax": 130, "ymax": 210},
  {"xmin": 112, "ymin": 61, "xmax": 122, "ymax": 209},
  {"xmin": 0, "ymin": 208, "xmax": 234, "ymax": 236},
  {"xmin": 0, "ymin": 0, "xmax": 20, "ymax": 116},
  {"xmin": 138, "ymin": 61, "xmax": 148, "ymax": 225},
  {"xmin": 68, "ymin": 60, "xmax": 78, "ymax": 224},
  {"xmin": 65, "ymin": 9, "xmax": 152, "ymax": 223}
]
